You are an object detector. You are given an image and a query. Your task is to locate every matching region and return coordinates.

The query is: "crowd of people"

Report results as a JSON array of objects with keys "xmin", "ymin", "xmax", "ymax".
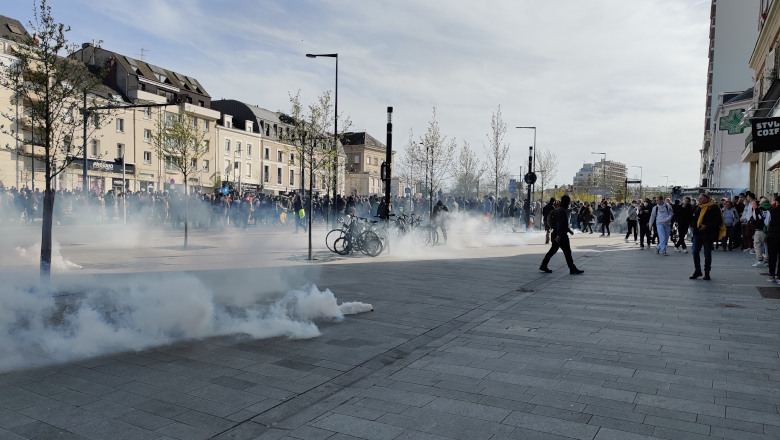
[{"xmin": 539, "ymin": 191, "xmax": 778, "ymax": 282}]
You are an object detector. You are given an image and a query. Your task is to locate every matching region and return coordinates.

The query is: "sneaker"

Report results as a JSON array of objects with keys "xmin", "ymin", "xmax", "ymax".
[
  {"xmin": 684, "ymin": 249, "xmax": 688, "ymax": 253},
  {"xmin": 662, "ymin": 252, "xmax": 668, "ymax": 256},
  {"xmin": 624, "ymin": 238, "xmax": 629, "ymax": 243},
  {"xmin": 752, "ymin": 261, "xmax": 764, "ymax": 267},
  {"xmin": 750, "ymin": 250, "xmax": 756, "ymax": 255},
  {"xmin": 655, "ymin": 249, "xmax": 660, "ymax": 254},
  {"xmin": 640, "ymin": 245, "xmax": 644, "ymax": 250},
  {"xmin": 776, "ymin": 279, "xmax": 780, "ymax": 285},
  {"xmin": 769, "ymin": 276, "xmax": 777, "ymax": 282}
]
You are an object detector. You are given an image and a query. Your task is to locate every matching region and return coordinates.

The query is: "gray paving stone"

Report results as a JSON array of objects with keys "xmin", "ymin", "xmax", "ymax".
[
  {"xmin": 352, "ymin": 398, "xmax": 409, "ymax": 414},
  {"xmin": 118, "ymin": 409, "xmax": 174, "ymax": 430},
  {"xmin": 17, "ymin": 400, "xmax": 101, "ymax": 429},
  {"xmin": 423, "ymin": 396, "xmax": 511, "ymax": 422},
  {"xmin": 309, "ymin": 413, "xmax": 404, "ymax": 440},
  {"xmin": 502, "ymin": 411, "xmax": 600, "ymax": 440},
  {"xmin": 361, "ymin": 386, "xmax": 435, "ymax": 407},
  {"xmin": 0, "ymin": 385, "xmax": 54, "ymax": 411},
  {"xmin": 155, "ymin": 421, "xmax": 211, "ymax": 440},
  {"xmin": 424, "ymin": 423, "xmax": 493, "ymax": 440},
  {"xmin": 375, "ymin": 412, "xmax": 436, "ymax": 431},
  {"xmin": 68, "ymin": 417, "xmax": 159, "ymax": 440},
  {"xmin": 588, "ymin": 415, "xmax": 655, "ymax": 436},
  {"xmin": 210, "ymin": 421, "xmax": 268, "ymax": 440},
  {"xmin": 531, "ymin": 405, "xmax": 591, "ymax": 423},
  {"xmin": 593, "ymin": 427, "xmax": 656, "ymax": 440},
  {"xmin": 10, "ymin": 421, "xmax": 88, "ymax": 440},
  {"xmin": 643, "ymin": 415, "xmax": 711, "ymax": 435},
  {"xmin": 633, "ymin": 393, "xmax": 725, "ymax": 417},
  {"xmin": 726, "ymin": 406, "xmax": 780, "ymax": 426}
]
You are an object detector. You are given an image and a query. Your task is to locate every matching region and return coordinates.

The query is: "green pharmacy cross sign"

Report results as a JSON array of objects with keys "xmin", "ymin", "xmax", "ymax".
[{"xmin": 719, "ymin": 109, "xmax": 747, "ymax": 135}]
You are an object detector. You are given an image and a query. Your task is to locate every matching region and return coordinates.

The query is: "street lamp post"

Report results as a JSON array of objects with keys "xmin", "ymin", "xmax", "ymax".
[
  {"xmin": 661, "ymin": 175, "xmax": 669, "ymax": 195},
  {"xmin": 630, "ymin": 165, "xmax": 642, "ymax": 199},
  {"xmin": 516, "ymin": 127, "xmax": 536, "ymax": 209},
  {"xmin": 306, "ymin": 53, "xmax": 338, "ymax": 229}
]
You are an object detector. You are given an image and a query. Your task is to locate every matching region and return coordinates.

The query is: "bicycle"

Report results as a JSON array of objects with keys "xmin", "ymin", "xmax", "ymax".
[{"xmin": 330, "ymin": 215, "xmax": 384, "ymax": 257}]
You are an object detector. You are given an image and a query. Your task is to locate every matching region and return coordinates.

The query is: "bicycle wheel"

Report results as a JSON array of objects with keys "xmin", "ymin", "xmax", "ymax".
[
  {"xmin": 413, "ymin": 227, "xmax": 430, "ymax": 246},
  {"xmin": 429, "ymin": 227, "xmax": 439, "ymax": 245},
  {"xmin": 333, "ymin": 237, "xmax": 350, "ymax": 255},
  {"xmin": 360, "ymin": 231, "xmax": 383, "ymax": 257},
  {"xmin": 326, "ymin": 229, "xmax": 345, "ymax": 253}
]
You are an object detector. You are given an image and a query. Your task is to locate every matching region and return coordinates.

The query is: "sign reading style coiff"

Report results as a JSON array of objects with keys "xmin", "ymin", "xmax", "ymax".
[{"xmin": 752, "ymin": 117, "xmax": 780, "ymax": 153}]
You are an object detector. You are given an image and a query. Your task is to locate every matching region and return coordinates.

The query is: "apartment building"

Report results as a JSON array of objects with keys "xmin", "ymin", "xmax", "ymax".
[
  {"xmin": 0, "ymin": 15, "xmax": 30, "ymax": 189},
  {"xmin": 68, "ymin": 44, "xmax": 221, "ymax": 194},
  {"xmin": 742, "ymin": 0, "xmax": 780, "ymax": 196},
  {"xmin": 342, "ymin": 131, "xmax": 394, "ymax": 197},
  {"xmin": 572, "ymin": 161, "xmax": 626, "ymax": 190}
]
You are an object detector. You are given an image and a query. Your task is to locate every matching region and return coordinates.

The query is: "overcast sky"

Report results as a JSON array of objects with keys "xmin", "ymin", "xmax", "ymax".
[{"xmin": 8, "ymin": 0, "xmax": 714, "ymax": 188}]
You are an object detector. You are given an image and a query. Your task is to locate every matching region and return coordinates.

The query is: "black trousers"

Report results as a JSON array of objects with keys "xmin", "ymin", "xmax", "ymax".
[
  {"xmin": 675, "ymin": 223, "xmax": 688, "ymax": 249},
  {"xmin": 601, "ymin": 221, "xmax": 611, "ymax": 235},
  {"xmin": 625, "ymin": 220, "xmax": 637, "ymax": 240},
  {"xmin": 639, "ymin": 223, "xmax": 651, "ymax": 247},
  {"xmin": 768, "ymin": 237, "xmax": 780, "ymax": 277},
  {"xmin": 541, "ymin": 233, "xmax": 576, "ymax": 270}
]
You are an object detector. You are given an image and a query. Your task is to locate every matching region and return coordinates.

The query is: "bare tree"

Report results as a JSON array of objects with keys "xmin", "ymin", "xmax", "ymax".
[
  {"xmin": 414, "ymin": 108, "xmax": 456, "ymax": 221},
  {"xmin": 396, "ymin": 129, "xmax": 423, "ymax": 214},
  {"xmin": 280, "ymin": 91, "xmax": 351, "ymax": 260},
  {"xmin": 0, "ymin": 0, "xmax": 113, "ymax": 280},
  {"xmin": 534, "ymin": 147, "xmax": 558, "ymax": 202},
  {"xmin": 151, "ymin": 105, "xmax": 209, "ymax": 248},
  {"xmin": 483, "ymin": 105, "xmax": 510, "ymax": 220},
  {"xmin": 453, "ymin": 141, "xmax": 483, "ymax": 200}
]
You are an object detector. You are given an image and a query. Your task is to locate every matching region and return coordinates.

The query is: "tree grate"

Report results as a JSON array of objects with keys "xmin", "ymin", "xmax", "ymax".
[
  {"xmin": 714, "ymin": 303, "xmax": 746, "ymax": 309},
  {"xmin": 756, "ymin": 286, "xmax": 780, "ymax": 299}
]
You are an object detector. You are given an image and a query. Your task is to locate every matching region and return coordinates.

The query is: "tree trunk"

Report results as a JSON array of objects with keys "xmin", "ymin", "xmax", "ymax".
[
  {"xmin": 184, "ymin": 175, "xmax": 189, "ymax": 248},
  {"xmin": 40, "ymin": 185, "xmax": 54, "ymax": 284}
]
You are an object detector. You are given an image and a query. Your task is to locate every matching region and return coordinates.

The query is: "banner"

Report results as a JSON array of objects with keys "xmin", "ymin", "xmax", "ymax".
[{"xmin": 751, "ymin": 117, "xmax": 780, "ymax": 153}]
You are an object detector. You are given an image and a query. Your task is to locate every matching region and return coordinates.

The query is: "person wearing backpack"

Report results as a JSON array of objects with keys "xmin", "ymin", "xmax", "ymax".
[
  {"xmin": 539, "ymin": 195, "xmax": 584, "ymax": 275},
  {"xmin": 649, "ymin": 196, "xmax": 674, "ymax": 255}
]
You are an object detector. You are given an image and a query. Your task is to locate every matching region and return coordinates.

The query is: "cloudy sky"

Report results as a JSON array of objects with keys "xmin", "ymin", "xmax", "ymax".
[{"xmin": 8, "ymin": 0, "xmax": 714, "ymax": 188}]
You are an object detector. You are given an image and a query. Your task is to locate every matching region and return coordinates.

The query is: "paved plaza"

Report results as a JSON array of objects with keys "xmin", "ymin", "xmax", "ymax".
[{"xmin": 0, "ymin": 227, "xmax": 779, "ymax": 440}]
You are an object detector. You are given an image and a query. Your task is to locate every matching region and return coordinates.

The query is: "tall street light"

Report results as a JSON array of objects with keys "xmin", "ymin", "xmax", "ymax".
[
  {"xmin": 306, "ymin": 53, "xmax": 338, "ymax": 228},
  {"xmin": 661, "ymin": 175, "xmax": 669, "ymax": 195},
  {"xmin": 516, "ymin": 127, "xmax": 536, "ymax": 226}
]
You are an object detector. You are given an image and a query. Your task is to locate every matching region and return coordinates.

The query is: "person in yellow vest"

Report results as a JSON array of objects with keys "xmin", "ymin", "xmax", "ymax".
[{"xmin": 690, "ymin": 193, "xmax": 726, "ymax": 280}]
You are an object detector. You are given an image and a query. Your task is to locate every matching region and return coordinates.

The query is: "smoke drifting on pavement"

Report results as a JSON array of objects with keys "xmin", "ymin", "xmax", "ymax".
[
  {"xmin": 0, "ymin": 274, "xmax": 372, "ymax": 372},
  {"xmin": 15, "ymin": 241, "xmax": 83, "ymax": 271}
]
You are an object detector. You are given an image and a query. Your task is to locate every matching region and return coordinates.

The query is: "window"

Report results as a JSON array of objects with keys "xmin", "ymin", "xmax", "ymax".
[
  {"xmin": 142, "ymin": 108, "xmax": 151, "ymax": 119},
  {"xmin": 277, "ymin": 151, "xmax": 283, "ymax": 162},
  {"xmin": 90, "ymin": 139, "xmax": 99, "ymax": 158},
  {"xmin": 354, "ymin": 155, "xmax": 359, "ymax": 164},
  {"xmin": 116, "ymin": 118, "xmax": 124, "ymax": 132},
  {"xmin": 143, "ymin": 151, "xmax": 152, "ymax": 164},
  {"xmin": 203, "ymin": 160, "xmax": 209, "ymax": 172},
  {"xmin": 290, "ymin": 170, "xmax": 294, "ymax": 186},
  {"xmin": 246, "ymin": 144, "xmax": 252, "ymax": 158},
  {"xmin": 366, "ymin": 156, "xmax": 370, "ymax": 165},
  {"xmin": 264, "ymin": 165, "xmax": 269, "ymax": 183},
  {"xmin": 143, "ymin": 129, "xmax": 151, "ymax": 143},
  {"xmin": 204, "ymin": 140, "xmax": 209, "ymax": 152},
  {"xmin": 225, "ymin": 120, "xmax": 232, "ymax": 129},
  {"xmin": 204, "ymin": 120, "xmax": 209, "ymax": 132},
  {"xmin": 224, "ymin": 159, "xmax": 230, "ymax": 174},
  {"xmin": 117, "ymin": 143, "xmax": 124, "ymax": 159},
  {"xmin": 264, "ymin": 148, "xmax": 269, "ymax": 160},
  {"xmin": 265, "ymin": 125, "xmax": 269, "ymax": 136},
  {"xmin": 191, "ymin": 117, "xmax": 198, "ymax": 129},
  {"xmin": 165, "ymin": 156, "xmax": 174, "ymax": 171},
  {"xmin": 235, "ymin": 141, "xmax": 241, "ymax": 157},
  {"xmin": 290, "ymin": 154, "xmax": 295, "ymax": 165},
  {"xmin": 224, "ymin": 139, "xmax": 230, "ymax": 155},
  {"xmin": 198, "ymin": 100, "xmax": 204, "ymax": 107},
  {"xmin": 234, "ymin": 162, "xmax": 240, "ymax": 174},
  {"xmin": 277, "ymin": 167, "xmax": 282, "ymax": 184},
  {"xmin": 246, "ymin": 163, "xmax": 251, "ymax": 179},
  {"xmin": 191, "ymin": 158, "xmax": 197, "ymax": 169},
  {"xmin": 374, "ymin": 158, "xmax": 378, "ymax": 165},
  {"xmin": 63, "ymin": 135, "xmax": 72, "ymax": 153}
]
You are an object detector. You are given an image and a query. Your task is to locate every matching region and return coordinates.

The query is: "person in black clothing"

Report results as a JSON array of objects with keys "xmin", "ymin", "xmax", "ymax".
[
  {"xmin": 637, "ymin": 199, "xmax": 653, "ymax": 249},
  {"xmin": 542, "ymin": 198, "xmax": 555, "ymax": 244},
  {"xmin": 431, "ymin": 200, "xmax": 449, "ymax": 244},
  {"xmin": 674, "ymin": 197, "xmax": 693, "ymax": 253},
  {"xmin": 539, "ymin": 195, "xmax": 584, "ymax": 275},
  {"xmin": 600, "ymin": 201, "xmax": 613, "ymax": 237},
  {"xmin": 690, "ymin": 193, "xmax": 724, "ymax": 280},
  {"xmin": 765, "ymin": 202, "xmax": 780, "ymax": 282},
  {"xmin": 293, "ymin": 194, "xmax": 307, "ymax": 234}
]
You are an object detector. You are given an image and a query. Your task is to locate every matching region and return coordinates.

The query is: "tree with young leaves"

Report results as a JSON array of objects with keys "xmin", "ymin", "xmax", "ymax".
[
  {"xmin": 413, "ymin": 108, "xmax": 456, "ymax": 221},
  {"xmin": 534, "ymin": 147, "xmax": 559, "ymax": 202},
  {"xmin": 483, "ymin": 105, "xmax": 510, "ymax": 221},
  {"xmin": 0, "ymin": 0, "xmax": 113, "ymax": 280},
  {"xmin": 151, "ymin": 105, "xmax": 209, "ymax": 248},
  {"xmin": 396, "ymin": 129, "xmax": 423, "ymax": 214},
  {"xmin": 453, "ymin": 141, "xmax": 483, "ymax": 200},
  {"xmin": 280, "ymin": 91, "xmax": 351, "ymax": 260}
]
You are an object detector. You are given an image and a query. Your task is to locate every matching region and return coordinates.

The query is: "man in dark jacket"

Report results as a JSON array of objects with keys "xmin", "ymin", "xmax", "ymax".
[
  {"xmin": 691, "ymin": 193, "xmax": 724, "ymax": 280},
  {"xmin": 542, "ymin": 198, "xmax": 555, "ymax": 244},
  {"xmin": 637, "ymin": 199, "xmax": 653, "ymax": 250},
  {"xmin": 293, "ymin": 194, "xmax": 307, "ymax": 234},
  {"xmin": 539, "ymin": 195, "xmax": 584, "ymax": 275},
  {"xmin": 673, "ymin": 197, "xmax": 694, "ymax": 253}
]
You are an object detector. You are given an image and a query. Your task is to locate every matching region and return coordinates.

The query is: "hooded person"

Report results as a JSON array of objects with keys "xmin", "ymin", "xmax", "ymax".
[
  {"xmin": 690, "ymin": 193, "xmax": 726, "ymax": 280},
  {"xmin": 431, "ymin": 199, "xmax": 450, "ymax": 244},
  {"xmin": 539, "ymin": 195, "xmax": 584, "ymax": 275}
]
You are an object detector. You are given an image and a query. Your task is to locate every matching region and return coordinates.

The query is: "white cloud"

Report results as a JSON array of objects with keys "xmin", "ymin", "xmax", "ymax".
[{"xmin": 41, "ymin": 0, "xmax": 715, "ymax": 187}]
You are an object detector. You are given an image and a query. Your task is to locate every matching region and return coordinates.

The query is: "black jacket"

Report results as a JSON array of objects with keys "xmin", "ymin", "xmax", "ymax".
[
  {"xmin": 676, "ymin": 204, "xmax": 694, "ymax": 228},
  {"xmin": 553, "ymin": 207, "xmax": 573, "ymax": 237},
  {"xmin": 692, "ymin": 204, "xmax": 723, "ymax": 241}
]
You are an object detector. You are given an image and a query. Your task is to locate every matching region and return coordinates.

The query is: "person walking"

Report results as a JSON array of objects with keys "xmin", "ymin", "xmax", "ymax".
[
  {"xmin": 292, "ymin": 194, "xmax": 307, "ymax": 234},
  {"xmin": 721, "ymin": 200, "xmax": 739, "ymax": 251},
  {"xmin": 752, "ymin": 197, "xmax": 772, "ymax": 266},
  {"xmin": 431, "ymin": 199, "xmax": 449, "ymax": 244},
  {"xmin": 539, "ymin": 195, "xmax": 584, "ymax": 275},
  {"xmin": 599, "ymin": 200, "xmax": 613, "ymax": 236},
  {"xmin": 624, "ymin": 200, "xmax": 638, "ymax": 242},
  {"xmin": 764, "ymin": 202, "xmax": 780, "ymax": 282},
  {"xmin": 691, "ymin": 193, "xmax": 726, "ymax": 280},
  {"xmin": 542, "ymin": 198, "xmax": 555, "ymax": 244},
  {"xmin": 673, "ymin": 197, "xmax": 693, "ymax": 253},
  {"xmin": 649, "ymin": 196, "xmax": 673, "ymax": 255}
]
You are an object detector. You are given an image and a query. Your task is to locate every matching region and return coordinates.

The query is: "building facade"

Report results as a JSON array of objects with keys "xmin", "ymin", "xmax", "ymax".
[
  {"xmin": 0, "ymin": 15, "xmax": 30, "ymax": 190},
  {"xmin": 702, "ymin": 88, "xmax": 752, "ymax": 189},
  {"xmin": 341, "ymin": 131, "xmax": 395, "ymax": 197},
  {"xmin": 701, "ymin": 0, "xmax": 760, "ymax": 186},
  {"xmin": 742, "ymin": 0, "xmax": 780, "ymax": 196},
  {"xmin": 572, "ymin": 160, "xmax": 627, "ymax": 190}
]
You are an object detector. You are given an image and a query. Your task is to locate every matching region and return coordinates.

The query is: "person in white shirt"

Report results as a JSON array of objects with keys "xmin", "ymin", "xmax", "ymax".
[{"xmin": 649, "ymin": 196, "xmax": 674, "ymax": 255}]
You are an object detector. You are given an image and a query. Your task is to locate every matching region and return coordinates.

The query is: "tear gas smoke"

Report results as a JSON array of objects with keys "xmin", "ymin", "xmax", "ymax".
[
  {"xmin": 0, "ymin": 274, "xmax": 372, "ymax": 372},
  {"xmin": 15, "ymin": 241, "xmax": 82, "ymax": 271}
]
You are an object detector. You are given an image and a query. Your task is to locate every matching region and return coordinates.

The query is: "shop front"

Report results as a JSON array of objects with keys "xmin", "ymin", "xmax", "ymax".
[{"xmin": 68, "ymin": 158, "xmax": 136, "ymax": 194}]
